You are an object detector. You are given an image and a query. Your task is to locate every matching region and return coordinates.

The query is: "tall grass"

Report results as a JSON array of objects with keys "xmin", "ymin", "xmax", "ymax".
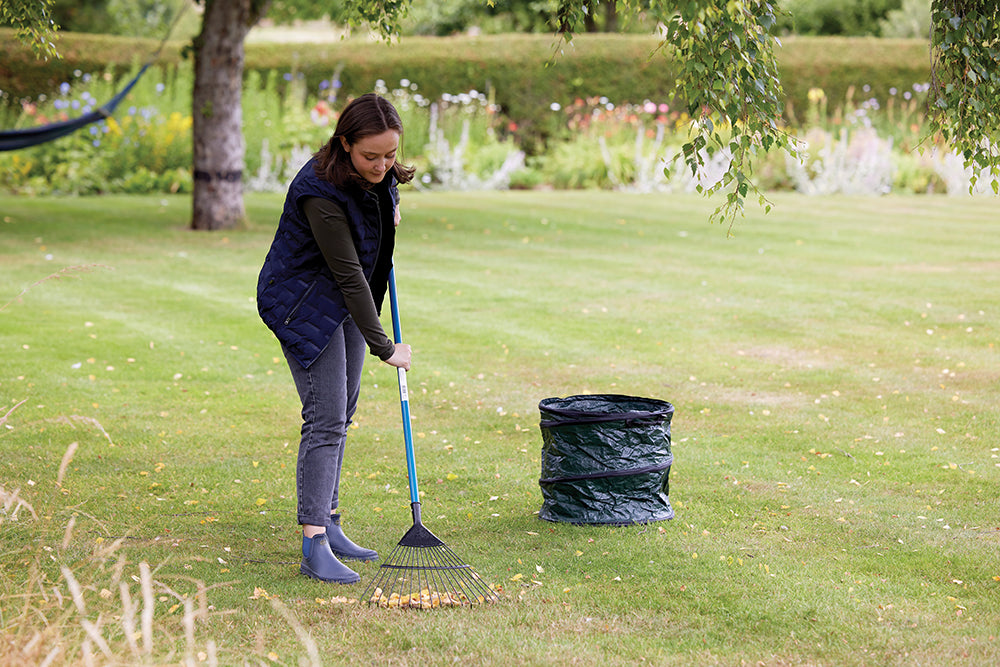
[{"xmin": 1, "ymin": 191, "xmax": 999, "ymax": 665}]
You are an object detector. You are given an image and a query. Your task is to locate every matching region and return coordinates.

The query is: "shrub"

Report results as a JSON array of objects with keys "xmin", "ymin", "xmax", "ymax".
[
  {"xmin": 878, "ymin": 0, "xmax": 932, "ymax": 38},
  {"xmin": 4, "ymin": 31, "xmax": 985, "ymax": 199},
  {"xmin": 778, "ymin": 0, "xmax": 904, "ymax": 36},
  {"xmin": 0, "ymin": 64, "xmax": 192, "ymax": 194},
  {"xmin": 0, "ymin": 30, "xmax": 933, "ymax": 151}
]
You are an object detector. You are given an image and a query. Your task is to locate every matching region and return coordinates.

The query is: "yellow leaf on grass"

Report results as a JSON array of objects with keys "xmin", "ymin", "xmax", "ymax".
[
  {"xmin": 255, "ymin": 498, "xmax": 266, "ymax": 506},
  {"xmin": 510, "ymin": 573, "xmax": 523, "ymax": 581}
]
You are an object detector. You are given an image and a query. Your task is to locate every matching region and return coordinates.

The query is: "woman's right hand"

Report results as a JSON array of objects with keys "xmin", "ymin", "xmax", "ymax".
[{"xmin": 385, "ymin": 343, "xmax": 411, "ymax": 371}]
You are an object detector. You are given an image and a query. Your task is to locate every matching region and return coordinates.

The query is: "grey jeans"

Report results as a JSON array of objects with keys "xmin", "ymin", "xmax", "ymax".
[{"xmin": 282, "ymin": 317, "xmax": 367, "ymax": 527}]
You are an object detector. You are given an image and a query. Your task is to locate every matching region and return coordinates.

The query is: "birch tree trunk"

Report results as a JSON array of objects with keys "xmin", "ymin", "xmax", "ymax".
[{"xmin": 190, "ymin": 0, "xmax": 257, "ymax": 231}]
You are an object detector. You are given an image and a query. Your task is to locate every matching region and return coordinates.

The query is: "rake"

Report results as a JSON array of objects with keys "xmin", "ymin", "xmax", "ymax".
[{"xmin": 362, "ymin": 267, "xmax": 498, "ymax": 610}]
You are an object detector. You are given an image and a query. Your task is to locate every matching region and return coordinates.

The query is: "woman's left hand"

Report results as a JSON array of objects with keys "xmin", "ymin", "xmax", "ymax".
[{"xmin": 394, "ymin": 204, "xmax": 401, "ymax": 227}]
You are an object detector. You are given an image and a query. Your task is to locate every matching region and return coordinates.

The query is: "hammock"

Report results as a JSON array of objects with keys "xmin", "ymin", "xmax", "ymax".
[
  {"xmin": 0, "ymin": 63, "xmax": 150, "ymax": 151},
  {"xmin": 0, "ymin": 4, "xmax": 186, "ymax": 152}
]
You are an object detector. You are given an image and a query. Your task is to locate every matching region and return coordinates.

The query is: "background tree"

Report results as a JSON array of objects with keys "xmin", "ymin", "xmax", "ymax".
[
  {"xmin": 928, "ymin": 0, "xmax": 999, "ymax": 193},
  {"xmin": 187, "ymin": 0, "xmax": 268, "ymax": 231},
  {"xmin": 4, "ymin": 0, "xmax": 998, "ymax": 231},
  {"xmin": 776, "ymin": 0, "xmax": 903, "ymax": 36},
  {"xmin": 1, "ymin": 0, "xmax": 60, "ymax": 59}
]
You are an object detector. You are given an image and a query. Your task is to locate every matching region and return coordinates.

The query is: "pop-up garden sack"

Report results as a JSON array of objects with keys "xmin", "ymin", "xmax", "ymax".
[{"xmin": 538, "ymin": 394, "xmax": 674, "ymax": 526}]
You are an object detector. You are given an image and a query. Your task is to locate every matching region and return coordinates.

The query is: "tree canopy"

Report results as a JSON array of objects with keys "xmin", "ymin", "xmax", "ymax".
[{"xmin": 1, "ymin": 0, "xmax": 60, "ymax": 59}]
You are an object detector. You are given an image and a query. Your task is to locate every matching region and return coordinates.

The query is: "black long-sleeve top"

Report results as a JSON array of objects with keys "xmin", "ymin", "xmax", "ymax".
[{"xmin": 302, "ymin": 196, "xmax": 395, "ymax": 361}]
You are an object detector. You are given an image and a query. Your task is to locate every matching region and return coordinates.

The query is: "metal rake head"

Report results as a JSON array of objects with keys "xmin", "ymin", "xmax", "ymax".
[{"xmin": 362, "ymin": 523, "xmax": 498, "ymax": 609}]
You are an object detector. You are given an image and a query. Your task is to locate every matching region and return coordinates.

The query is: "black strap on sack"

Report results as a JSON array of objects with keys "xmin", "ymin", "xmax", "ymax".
[{"xmin": 539, "ymin": 458, "xmax": 672, "ymax": 484}]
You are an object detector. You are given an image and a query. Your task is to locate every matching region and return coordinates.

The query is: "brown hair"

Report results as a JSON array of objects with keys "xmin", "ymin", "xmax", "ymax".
[{"xmin": 313, "ymin": 93, "xmax": 416, "ymax": 188}]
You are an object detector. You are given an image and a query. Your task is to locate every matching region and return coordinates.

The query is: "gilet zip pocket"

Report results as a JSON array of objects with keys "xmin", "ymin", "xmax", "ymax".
[{"xmin": 283, "ymin": 281, "xmax": 316, "ymax": 325}]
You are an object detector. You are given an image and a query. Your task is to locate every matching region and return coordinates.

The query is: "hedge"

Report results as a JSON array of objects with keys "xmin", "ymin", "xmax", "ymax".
[{"xmin": 1, "ymin": 29, "xmax": 932, "ymax": 136}]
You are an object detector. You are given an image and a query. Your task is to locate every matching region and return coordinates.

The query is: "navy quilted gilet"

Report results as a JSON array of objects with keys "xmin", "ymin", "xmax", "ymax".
[{"xmin": 257, "ymin": 158, "xmax": 395, "ymax": 368}]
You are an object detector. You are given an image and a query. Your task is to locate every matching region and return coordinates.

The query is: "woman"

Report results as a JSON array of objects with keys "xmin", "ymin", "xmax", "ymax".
[{"xmin": 257, "ymin": 93, "xmax": 415, "ymax": 583}]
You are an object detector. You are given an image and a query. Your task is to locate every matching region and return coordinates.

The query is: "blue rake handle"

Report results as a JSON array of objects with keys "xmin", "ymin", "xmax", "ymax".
[{"xmin": 387, "ymin": 267, "xmax": 421, "ymax": 507}]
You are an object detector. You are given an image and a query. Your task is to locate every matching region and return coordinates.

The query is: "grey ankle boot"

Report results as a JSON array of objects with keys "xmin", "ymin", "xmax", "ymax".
[
  {"xmin": 326, "ymin": 513, "xmax": 379, "ymax": 562},
  {"xmin": 300, "ymin": 535, "xmax": 360, "ymax": 584}
]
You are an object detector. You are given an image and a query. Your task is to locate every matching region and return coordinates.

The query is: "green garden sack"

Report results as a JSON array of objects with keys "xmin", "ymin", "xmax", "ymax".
[{"xmin": 538, "ymin": 394, "xmax": 674, "ymax": 526}]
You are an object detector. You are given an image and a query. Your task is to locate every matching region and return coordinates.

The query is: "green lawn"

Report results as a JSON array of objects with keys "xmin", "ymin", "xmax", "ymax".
[{"xmin": 2, "ymin": 191, "xmax": 998, "ymax": 666}]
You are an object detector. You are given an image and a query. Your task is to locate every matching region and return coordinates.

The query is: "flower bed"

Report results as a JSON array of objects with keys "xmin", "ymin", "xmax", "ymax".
[{"xmin": 1, "ymin": 65, "xmax": 992, "ymax": 197}]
